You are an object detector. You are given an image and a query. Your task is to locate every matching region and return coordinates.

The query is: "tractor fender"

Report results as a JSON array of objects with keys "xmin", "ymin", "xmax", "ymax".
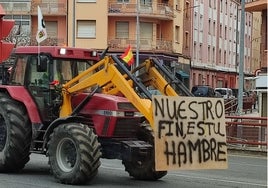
[
  {"xmin": 43, "ymin": 116, "xmax": 92, "ymax": 149},
  {"xmin": 0, "ymin": 86, "xmax": 42, "ymax": 123}
]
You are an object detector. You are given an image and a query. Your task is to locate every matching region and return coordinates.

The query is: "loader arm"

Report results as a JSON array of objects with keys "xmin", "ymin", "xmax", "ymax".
[
  {"xmin": 103, "ymin": 57, "xmax": 193, "ymax": 97},
  {"xmin": 60, "ymin": 55, "xmax": 192, "ymax": 129},
  {"xmin": 60, "ymin": 55, "xmax": 155, "ymax": 127}
]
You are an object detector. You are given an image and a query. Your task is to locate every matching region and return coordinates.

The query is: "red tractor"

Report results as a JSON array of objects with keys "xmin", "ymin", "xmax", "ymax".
[{"xmin": 0, "ymin": 46, "xmax": 173, "ymax": 184}]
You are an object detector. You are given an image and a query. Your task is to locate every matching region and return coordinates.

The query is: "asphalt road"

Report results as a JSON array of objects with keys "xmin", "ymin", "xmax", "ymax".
[{"xmin": 0, "ymin": 152, "xmax": 266, "ymax": 188}]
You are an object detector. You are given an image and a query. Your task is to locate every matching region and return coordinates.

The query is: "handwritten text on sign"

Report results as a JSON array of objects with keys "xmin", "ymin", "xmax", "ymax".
[{"xmin": 153, "ymin": 96, "xmax": 228, "ymax": 171}]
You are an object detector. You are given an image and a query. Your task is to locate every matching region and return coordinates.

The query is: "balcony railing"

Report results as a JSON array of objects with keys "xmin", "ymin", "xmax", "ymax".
[
  {"xmin": 108, "ymin": 38, "xmax": 172, "ymax": 52},
  {"xmin": 30, "ymin": 36, "xmax": 66, "ymax": 46},
  {"xmin": 108, "ymin": 3, "xmax": 175, "ymax": 20},
  {"xmin": 31, "ymin": 2, "xmax": 67, "ymax": 15},
  {"xmin": 1, "ymin": 2, "xmax": 31, "ymax": 14}
]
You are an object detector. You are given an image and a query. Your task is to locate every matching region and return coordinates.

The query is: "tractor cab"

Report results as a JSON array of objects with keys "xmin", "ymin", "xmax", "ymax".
[{"xmin": 9, "ymin": 52, "xmax": 97, "ymax": 123}]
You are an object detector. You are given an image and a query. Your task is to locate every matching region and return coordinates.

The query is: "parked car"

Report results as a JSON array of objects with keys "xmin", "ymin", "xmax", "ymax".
[
  {"xmin": 191, "ymin": 85, "xmax": 217, "ymax": 97},
  {"xmin": 215, "ymin": 88, "xmax": 235, "ymax": 99}
]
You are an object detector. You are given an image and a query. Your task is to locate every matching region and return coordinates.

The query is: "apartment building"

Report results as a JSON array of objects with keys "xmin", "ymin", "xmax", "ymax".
[
  {"xmin": 0, "ymin": 0, "xmax": 32, "ymax": 47},
  {"xmin": 191, "ymin": 0, "xmax": 253, "ymax": 90},
  {"xmin": 245, "ymin": 0, "xmax": 267, "ymax": 117},
  {"xmin": 67, "ymin": 0, "xmax": 192, "ymax": 87},
  {"xmin": 245, "ymin": 0, "xmax": 267, "ymax": 72},
  {"xmin": 0, "ymin": 0, "xmax": 67, "ymax": 47},
  {"xmin": 0, "ymin": 0, "xmax": 192, "ymax": 87}
]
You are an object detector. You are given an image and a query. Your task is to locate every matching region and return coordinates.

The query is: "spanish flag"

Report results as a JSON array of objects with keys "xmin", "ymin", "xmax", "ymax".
[{"xmin": 120, "ymin": 45, "xmax": 134, "ymax": 66}]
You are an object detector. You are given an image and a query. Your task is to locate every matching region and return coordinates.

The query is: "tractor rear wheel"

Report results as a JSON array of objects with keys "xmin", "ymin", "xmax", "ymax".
[
  {"xmin": 0, "ymin": 93, "xmax": 32, "ymax": 172},
  {"xmin": 122, "ymin": 124, "xmax": 167, "ymax": 180},
  {"xmin": 47, "ymin": 123, "xmax": 101, "ymax": 185}
]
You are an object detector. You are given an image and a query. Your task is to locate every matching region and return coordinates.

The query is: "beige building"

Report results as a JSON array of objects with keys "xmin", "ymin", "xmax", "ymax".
[
  {"xmin": 67, "ymin": 0, "xmax": 108, "ymax": 49},
  {"xmin": 67, "ymin": 0, "xmax": 192, "ymax": 87}
]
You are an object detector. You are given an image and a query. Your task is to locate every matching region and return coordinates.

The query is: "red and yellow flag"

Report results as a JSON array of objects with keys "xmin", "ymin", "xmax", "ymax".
[{"xmin": 120, "ymin": 45, "xmax": 134, "ymax": 66}]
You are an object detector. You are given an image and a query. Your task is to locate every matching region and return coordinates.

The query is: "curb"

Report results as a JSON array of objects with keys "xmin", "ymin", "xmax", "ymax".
[{"xmin": 227, "ymin": 148, "xmax": 267, "ymax": 157}]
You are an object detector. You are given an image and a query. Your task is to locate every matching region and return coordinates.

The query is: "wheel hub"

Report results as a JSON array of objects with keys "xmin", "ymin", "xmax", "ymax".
[{"xmin": 56, "ymin": 138, "xmax": 77, "ymax": 172}]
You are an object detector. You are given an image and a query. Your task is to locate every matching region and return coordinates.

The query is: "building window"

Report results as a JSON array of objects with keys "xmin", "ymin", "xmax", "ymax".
[
  {"xmin": 199, "ymin": 15, "xmax": 203, "ymax": 30},
  {"xmin": 175, "ymin": 25, "xmax": 180, "ymax": 43},
  {"xmin": 212, "ymin": 47, "xmax": 215, "ymax": 63},
  {"xmin": 194, "ymin": 12, "xmax": 198, "ymax": 29},
  {"xmin": 208, "ymin": 19, "xmax": 211, "ymax": 34},
  {"xmin": 193, "ymin": 73, "xmax": 196, "ymax": 85},
  {"xmin": 185, "ymin": 31, "xmax": 189, "ymax": 48},
  {"xmin": 219, "ymin": 49, "xmax": 222, "ymax": 64},
  {"xmin": 198, "ymin": 74, "xmax": 202, "ymax": 85},
  {"xmin": 140, "ymin": 22, "xmax": 153, "ymax": 44},
  {"xmin": 220, "ymin": 24, "xmax": 222, "ymax": 38},
  {"xmin": 194, "ymin": 43, "xmax": 197, "ymax": 59},
  {"xmin": 176, "ymin": 0, "xmax": 181, "ymax": 11},
  {"xmin": 225, "ymin": 0, "xmax": 227, "ymax": 15},
  {"xmin": 185, "ymin": 1, "xmax": 190, "ymax": 18},
  {"xmin": 213, "ymin": 21, "xmax": 216, "ymax": 36},
  {"xmin": 224, "ymin": 26, "xmax": 227, "ymax": 39},
  {"xmin": 140, "ymin": 0, "xmax": 152, "ymax": 5},
  {"xmin": 224, "ymin": 51, "xmax": 226, "ymax": 64},
  {"xmin": 116, "ymin": 21, "xmax": 129, "ymax": 39},
  {"xmin": 77, "ymin": 20, "xmax": 96, "ymax": 38},
  {"xmin": 199, "ymin": 44, "xmax": 202, "ymax": 60},
  {"xmin": 77, "ymin": 0, "xmax": 97, "ymax": 2},
  {"xmin": 208, "ymin": 46, "xmax": 211, "ymax": 62},
  {"xmin": 117, "ymin": 0, "xmax": 130, "ymax": 3}
]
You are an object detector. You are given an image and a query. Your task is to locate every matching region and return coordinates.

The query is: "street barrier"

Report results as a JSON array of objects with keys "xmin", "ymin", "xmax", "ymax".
[{"xmin": 225, "ymin": 115, "xmax": 267, "ymax": 149}]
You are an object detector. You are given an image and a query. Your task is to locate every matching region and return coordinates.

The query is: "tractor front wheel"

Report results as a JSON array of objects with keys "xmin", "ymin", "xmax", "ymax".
[{"xmin": 47, "ymin": 123, "xmax": 101, "ymax": 185}]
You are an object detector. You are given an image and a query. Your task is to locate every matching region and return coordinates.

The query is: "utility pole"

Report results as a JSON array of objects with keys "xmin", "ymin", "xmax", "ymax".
[
  {"xmin": 237, "ymin": 0, "xmax": 245, "ymax": 115},
  {"xmin": 136, "ymin": 0, "xmax": 140, "ymax": 67},
  {"xmin": 72, "ymin": 0, "xmax": 76, "ymax": 47}
]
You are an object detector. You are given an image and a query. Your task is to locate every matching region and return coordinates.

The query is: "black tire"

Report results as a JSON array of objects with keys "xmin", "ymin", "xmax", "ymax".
[
  {"xmin": 122, "ymin": 124, "xmax": 167, "ymax": 180},
  {"xmin": 47, "ymin": 123, "xmax": 101, "ymax": 185},
  {"xmin": 0, "ymin": 93, "xmax": 32, "ymax": 172}
]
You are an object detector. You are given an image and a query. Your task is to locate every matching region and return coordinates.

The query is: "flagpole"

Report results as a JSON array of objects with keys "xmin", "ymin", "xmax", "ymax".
[{"xmin": 38, "ymin": 42, "xmax": 40, "ymax": 66}]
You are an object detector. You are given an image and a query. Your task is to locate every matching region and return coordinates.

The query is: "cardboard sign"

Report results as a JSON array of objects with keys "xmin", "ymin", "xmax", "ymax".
[{"xmin": 153, "ymin": 96, "xmax": 228, "ymax": 171}]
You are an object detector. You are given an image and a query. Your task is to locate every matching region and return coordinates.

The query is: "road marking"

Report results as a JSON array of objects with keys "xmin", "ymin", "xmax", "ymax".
[{"xmin": 168, "ymin": 172, "xmax": 267, "ymax": 187}]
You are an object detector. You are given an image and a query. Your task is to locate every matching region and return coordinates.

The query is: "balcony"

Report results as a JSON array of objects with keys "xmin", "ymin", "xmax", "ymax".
[
  {"xmin": 31, "ymin": 2, "xmax": 67, "ymax": 15},
  {"xmin": 245, "ymin": 0, "xmax": 267, "ymax": 12},
  {"xmin": 108, "ymin": 3, "xmax": 175, "ymax": 20},
  {"xmin": 1, "ymin": 2, "xmax": 31, "ymax": 15},
  {"xmin": 108, "ymin": 38, "xmax": 172, "ymax": 53},
  {"xmin": 30, "ymin": 36, "xmax": 66, "ymax": 46}
]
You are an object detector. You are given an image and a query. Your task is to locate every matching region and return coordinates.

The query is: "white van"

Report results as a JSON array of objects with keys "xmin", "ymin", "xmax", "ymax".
[{"xmin": 215, "ymin": 88, "xmax": 235, "ymax": 99}]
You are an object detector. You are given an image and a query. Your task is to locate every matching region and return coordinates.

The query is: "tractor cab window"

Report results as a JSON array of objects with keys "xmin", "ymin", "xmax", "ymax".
[
  {"xmin": 27, "ymin": 56, "xmax": 49, "ymax": 88},
  {"xmin": 11, "ymin": 56, "xmax": 27, "ymax": 85},
  {"xmin": 52, "ymin": 60, "xmax": 72, "ymax": 84}
]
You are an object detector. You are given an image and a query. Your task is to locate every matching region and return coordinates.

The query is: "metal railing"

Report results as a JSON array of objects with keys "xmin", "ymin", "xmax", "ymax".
[
  {"xmin": 108, "ymin": 2, "xmax": 175, "ymax": 20},
  {"xmin": 225, "ymin": 115, "xmax": 267, "ymax": 150},
  {"xmin": 108, "ymin": 38, "xmax": 173, "ymax": 52},
  {"xmin": 224, "ymin": 97, "xmax": 256, "ymax": 115}
]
